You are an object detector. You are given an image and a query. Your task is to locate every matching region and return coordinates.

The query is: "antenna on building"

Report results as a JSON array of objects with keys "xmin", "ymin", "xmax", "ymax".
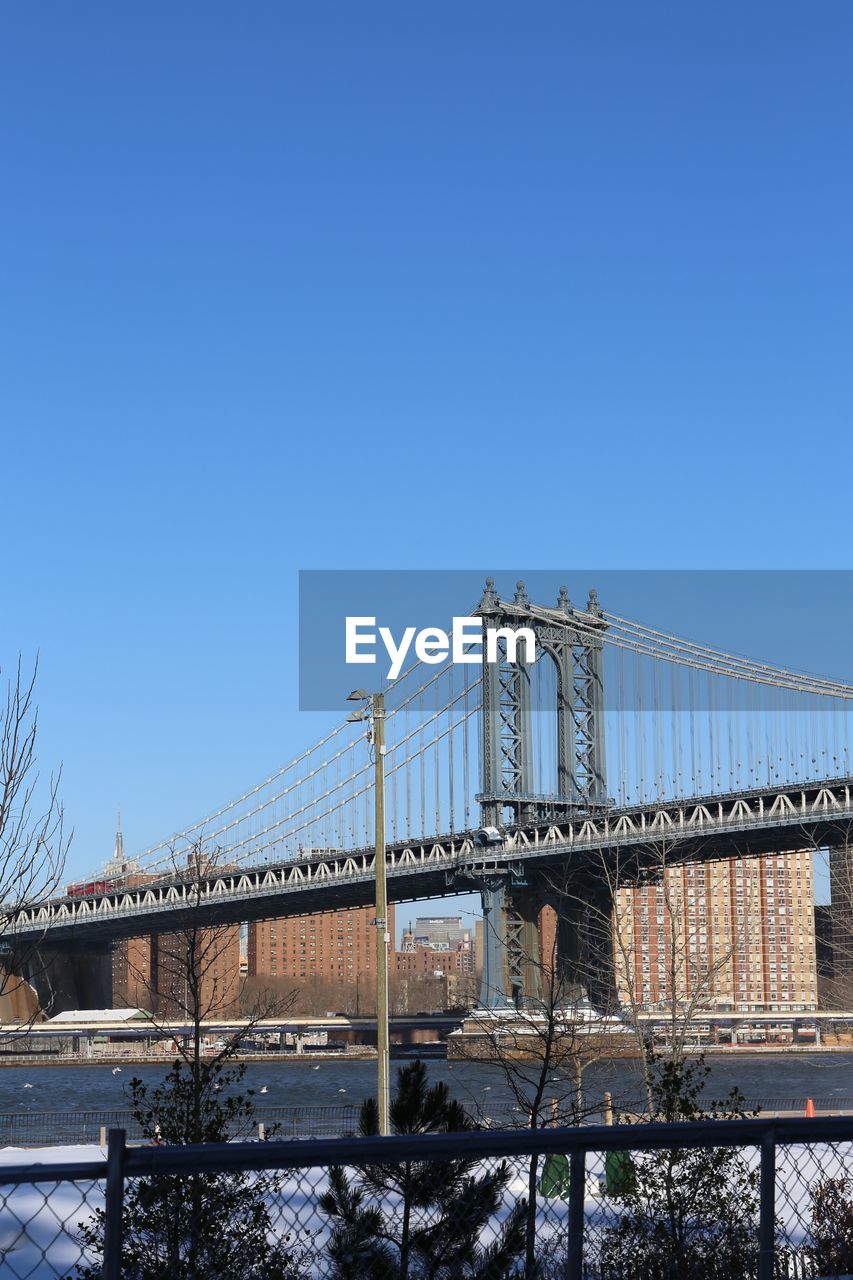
[{"xmin": 114, "ymin": 812, "xmax": 124, "ymax": 863}]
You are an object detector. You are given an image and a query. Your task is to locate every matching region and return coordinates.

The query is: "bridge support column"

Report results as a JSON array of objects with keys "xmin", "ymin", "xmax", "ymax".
[
  {"xmin": 475, "ymin": 877, "xmax": 546, "ymax": 1010},
  {"xmin": 478, "ymin": 880, "xmax": 515, "ymax": 1010},
  {"xmin": 829, "ymin": 844, "xmax": 853, "ymax": 982},
  {"xmin": 504, "ymin": 888, "xmax": 545, "ymax": 1007},
  {"xmin": 587, "ymin": 878, "xmax": 616, "ymax": 1010},
  {"xmin": 554, "ymin": 877, "xmax": 616, "ymax": 1011},
  {"xmin": 478, "ymin": 580, "xmax": 535, "ymax": 828},
  {"xmin": 27, "ymin": 943, "xmax": 114, "ymax": 1016}
]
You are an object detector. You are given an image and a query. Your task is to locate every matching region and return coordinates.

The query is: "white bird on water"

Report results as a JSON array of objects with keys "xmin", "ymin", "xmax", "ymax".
[
  {"xmin": 22, "ymin": 1084, "xmax": 32, "ymax": 1089},
  {"xmin": 260, "ymin": 1086, "xmax": 268, "ymax": 1094},
  {"xmin": 313, "ymin": 1065, "xmax": 320, "ymax": 1071},
  {"xmin": 338, "ymin": 1088, "xmax": 346, "ymax": 1094},
  {"xmin": 112, "ymin": 1068, "xmax": 122, "ymax": 1075}
]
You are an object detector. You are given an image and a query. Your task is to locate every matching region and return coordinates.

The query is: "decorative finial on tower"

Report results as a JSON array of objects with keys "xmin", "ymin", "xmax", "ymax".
[
  {"xmin": 513, "ymin": 580, "xmax": 529, "ymax": 607},
  {"xmin": 478, "ymin": 577, "xmax": 499, "ymax": 612},
  {"xmin": 586, "ymin": 588, "xmax": 602, "ymax": 616},
  {"xmin": 557, "ymin": 585, "xmax": 572, "ymax": 613},
  {"xmin": 114, "ymin": 812, "xmax": 124, "ymax": 863}
]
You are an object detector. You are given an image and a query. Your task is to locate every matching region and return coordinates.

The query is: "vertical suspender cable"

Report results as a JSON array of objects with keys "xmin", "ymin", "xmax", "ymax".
[
  {"xmin": 405, "ymin": 700, "xmax": 412, "ymax": 839},
  {"xmin": 463, "ymin": 665, "xmax": 471, "ymax": 831},
  {"xmin": 419, "ymin": 688, "xmax": 426, "ymax": 841},
  {"xmin": 448, "ymin": 669, "xmax": 455, "ymax": 834},
  {"xmin": 617, "ymin": 645, "xmax": 625, "ymax": 806}
]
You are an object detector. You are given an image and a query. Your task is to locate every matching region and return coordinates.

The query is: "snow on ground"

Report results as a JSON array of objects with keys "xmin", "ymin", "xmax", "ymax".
[
  {"xmin": 0, "ymin": 1141, "xmax": 845, "ymax": 1277},
  {"xmin": 0, "ymin": 1145, "xmax": 104, "ymax": 1278}
]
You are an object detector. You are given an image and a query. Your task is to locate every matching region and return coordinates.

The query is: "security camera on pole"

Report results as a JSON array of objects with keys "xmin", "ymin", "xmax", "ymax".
[{"xmin": 347, "ymin": 688, "xmax": 390, "ymax": 1135}]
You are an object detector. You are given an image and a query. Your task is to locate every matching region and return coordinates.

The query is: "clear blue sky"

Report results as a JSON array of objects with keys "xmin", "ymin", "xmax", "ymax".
[{"xmin": 2, "ymin": 4, "xmax": 852, "ymax": 892}]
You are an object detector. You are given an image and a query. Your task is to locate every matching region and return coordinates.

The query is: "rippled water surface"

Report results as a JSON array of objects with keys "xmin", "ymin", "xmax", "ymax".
[{"xmin": 0, "ymin": 1053, "xmax": 850, "ymax": 1118}]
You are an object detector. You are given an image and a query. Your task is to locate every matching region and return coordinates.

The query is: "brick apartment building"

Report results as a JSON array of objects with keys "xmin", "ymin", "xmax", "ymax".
[
  {"xmin": 247, "ymin": 903, "xmax": 395, "ymax": 987},
  {"xmin": 613, "ymin": 849, "xmax": 818, "ymax": 1013},
  {"xmin": 111, "ymin": 934, "xmax": 154, "ymax": 1008},
  {"xmin": 105, "ymin": 829, "xmax": 243, "ymax": 1016},
  {"xmin": 395, "ymin": 944, "xmax": 474, "ymax": 978},
  {"xmin": 111, "ymin": 926, "xmax": 243, "ymax": 1017}
]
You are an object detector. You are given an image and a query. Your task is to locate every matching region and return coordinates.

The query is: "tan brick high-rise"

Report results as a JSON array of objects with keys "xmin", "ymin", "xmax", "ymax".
[{"xmin": 613, "ymin": 850, "xmax": 817, "ymax": 1013}]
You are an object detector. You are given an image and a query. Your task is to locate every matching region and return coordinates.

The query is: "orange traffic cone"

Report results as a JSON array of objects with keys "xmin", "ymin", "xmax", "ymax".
[{"xmin": 805, "ymin": 1097, "xmax": 816, "ymax": 1118}]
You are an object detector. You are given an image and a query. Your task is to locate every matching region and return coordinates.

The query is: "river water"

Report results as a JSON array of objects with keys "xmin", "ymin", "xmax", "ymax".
[{"xmin": 0, "ymin": 1054, "xmax": 851, "ymax": 1120}]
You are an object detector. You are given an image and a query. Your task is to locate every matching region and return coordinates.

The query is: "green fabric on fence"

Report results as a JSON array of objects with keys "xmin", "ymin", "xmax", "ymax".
[
  {"xmin": 605, "ymin": 1149, "xmax": 635, "ymax": 1195},
  {"xmin": 539, "ymin": 1151, "xmax": 571, "ymax": 1197}
]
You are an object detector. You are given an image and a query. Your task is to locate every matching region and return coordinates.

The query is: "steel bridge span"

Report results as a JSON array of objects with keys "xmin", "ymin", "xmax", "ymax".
[
  {"xmin": 11, "ymin": 774, "xmax": 853, "ymax": 1010},
  {"xmin": 9, "ymin": 581, "xmax": 853, "ymax": 1013},
  {"xmin": 12, "ymin": 775, "xmax": 853, "ymax": 945}
]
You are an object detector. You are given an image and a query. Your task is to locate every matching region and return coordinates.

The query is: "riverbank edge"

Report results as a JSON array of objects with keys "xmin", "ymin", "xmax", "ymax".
[
  {"xmin": 0, "ymin": 1044, "xmax": 848, "ymax": 1067},
  {"xmin": 0, "ymin": 1050, "xmax": 380, "ymax": 1068}
]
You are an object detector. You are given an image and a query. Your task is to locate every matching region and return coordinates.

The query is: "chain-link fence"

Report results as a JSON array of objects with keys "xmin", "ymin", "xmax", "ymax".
[
  {"xmin": 2, "ymin": 1117, "xmax": 853, "ymax": 1276},
  {"xmin": 0, "ymin": 1103, "xmax": 531, "ymax": 1148},
  {"xmin": 4, "ymin": 1099, "xmax": 852, "ymax": 1149},
  {"xmin": 0, "ymin": 1106, "xmax": 365, "ymax": 1147}
]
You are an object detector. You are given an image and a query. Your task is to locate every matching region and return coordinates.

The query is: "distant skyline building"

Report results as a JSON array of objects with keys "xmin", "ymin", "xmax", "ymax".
[
  {"xmin": 395, "ymin": 918, "xmax": 479, "ymax": 1012},
  {"xmin": 102, "ymin": 811, "xmax": 143, "ymax": 882},
  {"xmin": 407, "ymin": 917, "xmax": 472, "ymax": 952},
  {"xmin": 613, "ymin": 850, "xmax": 818, "ymax": 1014},
  {"xmin": 399, "ymin": 917, "xmax": 475, "ymax": 973}
]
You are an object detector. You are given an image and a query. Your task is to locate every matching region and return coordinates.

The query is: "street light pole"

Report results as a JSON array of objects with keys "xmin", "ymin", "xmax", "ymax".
[
  {"xmin": 347, "ymin": 688, "xmax": 390, "ymax": 1135},
  {"xmin": 372, "ymin": 691, "xmax": 390, "ymax": 1135}
]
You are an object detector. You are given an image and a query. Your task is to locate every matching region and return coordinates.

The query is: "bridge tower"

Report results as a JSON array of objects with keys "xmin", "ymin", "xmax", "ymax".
[
  {"xmin": 477, "ymin": 578, "xmax": 607, "ymax": 826},
  {"xmin": 465, "ymin": 579, "xmax": 612, "ymax": 1010}
]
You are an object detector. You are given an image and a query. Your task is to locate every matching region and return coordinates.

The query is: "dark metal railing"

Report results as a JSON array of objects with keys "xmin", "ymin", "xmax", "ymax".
[{"xmin": 0, "ymin": 1114, "xmax": 850, "ymax": 1279}]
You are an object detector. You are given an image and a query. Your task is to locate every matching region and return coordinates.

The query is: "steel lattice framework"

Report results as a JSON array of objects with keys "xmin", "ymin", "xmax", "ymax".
[
  {"xmin": 9, "ymin": 580, "xmax": 853, "ymax": 1014},
  {"xmin": 478, "ymin": 579, "xmax": 608, "ymax": 827}
]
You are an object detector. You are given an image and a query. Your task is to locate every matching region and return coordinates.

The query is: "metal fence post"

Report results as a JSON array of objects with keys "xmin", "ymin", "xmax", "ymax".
[
  {"xmin": 103, "ymin": 1128, "xmax": 126, "ymax": 1280},
  {"xmin": 758, "ymin": 1124, "xmax": 776, "ymax": 1280},
  {"xmin": 567, "ymin": 1146, "xmax": 586, "ymax": 1280}
]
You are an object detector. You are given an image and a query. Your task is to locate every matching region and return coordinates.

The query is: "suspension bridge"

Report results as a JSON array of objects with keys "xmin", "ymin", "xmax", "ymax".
[{"xmin": 9, "ymin": 580, "xmax": 853, "ymax": 1011}]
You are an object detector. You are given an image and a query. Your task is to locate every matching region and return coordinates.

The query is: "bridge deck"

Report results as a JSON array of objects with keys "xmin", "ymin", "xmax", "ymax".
[{"xmin": 9, "ymin": 775, "xmax": 853, "ymax": 944}]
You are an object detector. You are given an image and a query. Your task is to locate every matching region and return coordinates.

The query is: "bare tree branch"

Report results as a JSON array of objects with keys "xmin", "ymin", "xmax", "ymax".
[
  {"xmin": 1, "ymin": 656, "xmax": 71, "ymax": 1027},
  {"xmin": 124, "ymin": 840, "xmax": 296, "ymax": 1079}
]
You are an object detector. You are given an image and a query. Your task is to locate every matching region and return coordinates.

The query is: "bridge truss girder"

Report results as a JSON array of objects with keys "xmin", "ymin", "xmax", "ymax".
[
  {"xmin": 12, "ymin": 779, "xmax": 853, "ymax": 947},
  {"xmin": 451, "ymin": 857, "xmax": 615, "ymax": 1011}
]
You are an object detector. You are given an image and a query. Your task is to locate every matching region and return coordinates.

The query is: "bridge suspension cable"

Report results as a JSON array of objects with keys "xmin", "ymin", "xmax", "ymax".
[
  {"xmin": 122, "ymin": 657, "xmax": 465, "ymax": 873},
  {"xmin": 88, "ymin": 590, "xmax": 853, "ymax": 884},
  {"xmin": 599, "ymin": 611, "xmax": 853, "ymax": 698},
  {"xmin": 223, "ymin": 700, "xmax": 480, "ymax": 863},
  {"xmin": 95, "ymin": 646, "xmax": 481, "ymax": 880}
]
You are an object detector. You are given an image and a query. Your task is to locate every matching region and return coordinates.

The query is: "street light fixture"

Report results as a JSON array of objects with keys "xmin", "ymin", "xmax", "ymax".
[{"xmin": 347, "ymin": 687, "xmax": 390, "ymax": 1135}]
